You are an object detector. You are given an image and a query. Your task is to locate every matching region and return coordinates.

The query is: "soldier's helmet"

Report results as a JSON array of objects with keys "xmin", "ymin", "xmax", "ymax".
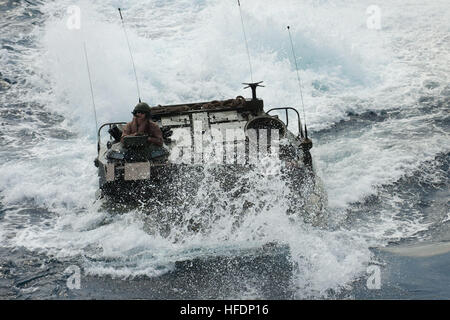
[{"xmin": 132, "ymin": 102, "xmax": 151, "ymax": 117}]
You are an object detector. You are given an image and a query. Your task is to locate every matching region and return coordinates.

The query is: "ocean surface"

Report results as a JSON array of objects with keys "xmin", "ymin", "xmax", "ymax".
[{"xmin": 0, "ymin": 0, "xmax": 449, "ymax": 299}]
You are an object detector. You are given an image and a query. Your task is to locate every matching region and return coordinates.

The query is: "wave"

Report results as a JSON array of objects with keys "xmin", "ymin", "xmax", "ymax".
[{"xmin": 0, "ymin": 0, "xmax": 449, "ymax": 298}]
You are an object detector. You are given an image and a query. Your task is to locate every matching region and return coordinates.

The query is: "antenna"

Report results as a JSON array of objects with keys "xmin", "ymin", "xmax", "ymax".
[
  {"xmin": 118, "ymin": 8, "xmax": 142, "ymax": 103},
  {"xmin": 83, "ymin": 42, "xmax": 98, "ymax": 136},
  {"xmin": 287, "ymin": 26, "xmax": 308, "ymax": 139},
  {"xmin": 237, "ymin": 0, "xmax": 253, "ymax": 83}
]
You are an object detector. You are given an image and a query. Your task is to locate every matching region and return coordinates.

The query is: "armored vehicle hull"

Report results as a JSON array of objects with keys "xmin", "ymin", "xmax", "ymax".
[{"xmin": 94, "ymin": 90, "xmax": 326, "ymax": 224}]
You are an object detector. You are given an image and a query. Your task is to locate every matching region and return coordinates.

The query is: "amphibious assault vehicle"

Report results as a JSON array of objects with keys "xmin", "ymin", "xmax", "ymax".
[{"xmin": 94, "ymin": 82, "xmax": 326, "ymax": 223}]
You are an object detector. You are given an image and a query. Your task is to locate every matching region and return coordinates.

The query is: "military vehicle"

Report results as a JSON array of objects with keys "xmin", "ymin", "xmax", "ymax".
[{"xmin": 94, "ymin": 82, "xmax": 326, "ymax": 225}]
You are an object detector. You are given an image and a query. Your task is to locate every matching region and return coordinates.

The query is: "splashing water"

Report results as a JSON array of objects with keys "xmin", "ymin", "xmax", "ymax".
[{"xmin": 0, "ymin": 0, "xmax": 449, "ymax": 299}]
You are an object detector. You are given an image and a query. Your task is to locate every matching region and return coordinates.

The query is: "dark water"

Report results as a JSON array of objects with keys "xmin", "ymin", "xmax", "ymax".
[{"xmin": 0, "ymin": 0, "xmax": 449, "ymax": 300}]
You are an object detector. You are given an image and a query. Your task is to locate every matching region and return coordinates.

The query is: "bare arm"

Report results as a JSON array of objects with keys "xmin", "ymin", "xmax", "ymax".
[
  {"xmin": 147, "ymin": 121, "xmax": 163, "ymax": 146},
  {"xmin": 120, "ymin": 123, "xmax": 136, "ymax": 142}
]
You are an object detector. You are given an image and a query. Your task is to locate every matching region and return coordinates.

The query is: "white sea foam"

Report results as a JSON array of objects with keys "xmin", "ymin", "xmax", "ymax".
[{"xmin": 1, "ymin": 0, "xmax": 449, "ymax": 298}]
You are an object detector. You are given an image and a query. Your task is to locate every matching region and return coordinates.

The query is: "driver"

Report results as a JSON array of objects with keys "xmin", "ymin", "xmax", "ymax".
[{"xmin": 121, "ymin": 102, "xmax": 163, "ymax": 147}]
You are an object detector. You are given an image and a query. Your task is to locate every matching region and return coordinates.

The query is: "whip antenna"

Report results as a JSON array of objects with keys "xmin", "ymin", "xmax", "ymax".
[
  {"xmin": 118, "ymin": 8, "xmax": 142, "ymax": 103},
  {"xmin": 287, "ymin": 26, "xmax": 308, "ymax": 139},
  {"xmin": 237, "ymin": 0, "xmax": 253, "ymax": 82},
  {"xmin": 83, "ymin": 42, "xmax": 98, "ymax": 136}
]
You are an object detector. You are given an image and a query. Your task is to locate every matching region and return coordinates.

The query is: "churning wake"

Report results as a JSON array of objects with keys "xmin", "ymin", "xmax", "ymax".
[{"xmin": 0, "ymin": 0, "xmax": 449, "ymax": 298}]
